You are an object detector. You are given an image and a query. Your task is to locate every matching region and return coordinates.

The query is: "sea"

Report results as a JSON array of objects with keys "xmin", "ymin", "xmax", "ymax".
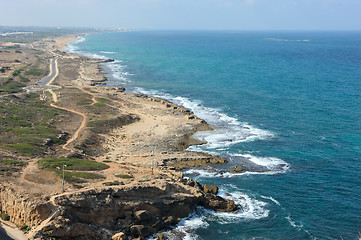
[{"xmin": 67, "ymin": 31, "xmax": 361, "ymax": 240}]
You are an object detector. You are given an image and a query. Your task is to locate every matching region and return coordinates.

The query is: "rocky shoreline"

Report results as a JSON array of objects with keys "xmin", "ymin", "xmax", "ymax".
[{"xmin": 0, "ymin": 34, "xmax": 242, "ymax": 240}]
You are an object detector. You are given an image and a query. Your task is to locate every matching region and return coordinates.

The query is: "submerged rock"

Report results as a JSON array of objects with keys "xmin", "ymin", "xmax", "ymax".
[{"xmin": 230, "ymin": 166, "xmax": 244, "ymax": 173}]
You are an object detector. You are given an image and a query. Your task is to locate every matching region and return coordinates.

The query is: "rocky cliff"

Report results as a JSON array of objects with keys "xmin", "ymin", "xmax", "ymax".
[{"xmin": 0, "ymin": 177, "xmax": 238, "ymax": 240}]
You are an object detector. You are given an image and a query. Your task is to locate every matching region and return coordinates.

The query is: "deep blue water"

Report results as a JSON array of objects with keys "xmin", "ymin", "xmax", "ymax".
[{"xmin": 69, "ymin": 31, "xmax": 361, "ymax": 240}]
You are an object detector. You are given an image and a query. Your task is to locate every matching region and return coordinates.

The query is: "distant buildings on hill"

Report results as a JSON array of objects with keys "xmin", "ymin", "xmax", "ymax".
[{"xmin": 0, "ymin": 32, "xmax": 33, "ymax": 37}]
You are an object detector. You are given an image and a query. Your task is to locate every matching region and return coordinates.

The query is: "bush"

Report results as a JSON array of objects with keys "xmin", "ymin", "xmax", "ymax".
[
  {"xmin": 103, "ymin": 180, "xmax": 124, "ymax": 186},
  {"xmin": 77, "ymin": 99, "xmax": 93, "ymax": 105},
  {"xmin": 2, "ymin": 159, "xmax": 26, "ymax": 166},
  {"xmin": 1, "ymin": 213, "xmax": 10, "ymax": 221},
  {"xmin": 115, "ymin": 174, "xmax": 133, "ymax": 179},
  {"xmin": 12, "ymin": 69, "xmax": 22, "ymax": 76},
  {"xmin": 93, "ymin": 102, "xmax": 106, "ymax": 108},
  {"xmin": 95, "ymin": 97, "xmax": 109, "ymax": 103}
]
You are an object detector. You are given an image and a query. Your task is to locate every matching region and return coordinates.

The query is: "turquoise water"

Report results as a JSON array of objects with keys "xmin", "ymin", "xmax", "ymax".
[{"xmin": 69, "ymin": 31, "xmax": 361, "ymax": 240}]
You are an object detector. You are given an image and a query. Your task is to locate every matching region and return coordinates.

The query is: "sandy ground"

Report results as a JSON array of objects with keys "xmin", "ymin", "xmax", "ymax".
[
  {"xmin": 52, "ymin": 35, "xmax": 79, "ymax": 50},
  {"xmin": 0, "ymin": 220, "xmax": 26, "ymax": 240}
]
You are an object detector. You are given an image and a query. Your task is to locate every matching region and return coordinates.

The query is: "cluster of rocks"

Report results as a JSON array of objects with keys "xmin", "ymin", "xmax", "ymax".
[
  {"xmin": 163, "ymin": 154, "xmax": 228, "ymax": 170},
  {"xmin": 24, "ymin": 178, "xmax": 238, "ymax": 240}
]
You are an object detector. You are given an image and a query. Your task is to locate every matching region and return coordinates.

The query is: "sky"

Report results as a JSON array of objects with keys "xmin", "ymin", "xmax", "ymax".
[{"xmin": 1, "ymin": 0, "xmax": 361, "ymax": 30}]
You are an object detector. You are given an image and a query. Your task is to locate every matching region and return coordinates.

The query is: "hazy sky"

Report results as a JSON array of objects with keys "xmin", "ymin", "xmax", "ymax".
[{"xmin": 1, "ymin": 0, "xmax": 361, "ymax": 30}]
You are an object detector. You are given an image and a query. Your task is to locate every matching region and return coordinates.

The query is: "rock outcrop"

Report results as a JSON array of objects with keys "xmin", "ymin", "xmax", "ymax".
[
  {"xmin": 230, "ymin": 166, "xmax": 244, "ymax": 173},
  {"xmin": 202, "ymin": 184, "xmax": 219, "ymax": 195},
  {"xmin": 15, "ymin": 178, "xmax": 238, "ymax": 240},
  {"xmin": 0, "ymin": 186, "xmax": 52, "ymax": 228}
]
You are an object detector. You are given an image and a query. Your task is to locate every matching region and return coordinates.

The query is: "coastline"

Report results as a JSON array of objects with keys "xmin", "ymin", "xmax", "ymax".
[
  {"xmin": 0, "ymin": 33, "xmax": 238, "ymax": 240},
  {"xmin": 61, "ymin": 34, "xmax": 229, "ymax": 170}
]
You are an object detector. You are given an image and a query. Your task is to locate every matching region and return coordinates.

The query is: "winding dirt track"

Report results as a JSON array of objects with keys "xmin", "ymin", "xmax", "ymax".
[
  {"xmin": 49, "ymin": 101, "xmax": 87, "ymax": 151},
  {"xmin": 46, "ymin": 55, "xmax": 90, "ymax": 152}
]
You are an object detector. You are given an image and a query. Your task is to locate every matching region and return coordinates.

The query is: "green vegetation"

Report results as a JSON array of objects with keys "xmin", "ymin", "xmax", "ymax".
[
  {"xmin": 4, "ymin": 45, "xmax": 20, "ymax": 49},
  {"xmin": 0, "ymin": 213, "xmax": 10, "ymax": 221},
  {"xmin": 15, "ymin": 50, "xmax": 22, "ymax": 53},
  {"xmin": 115, "ymin": 174, "xmax": 133, "ymax": 179},
  {"xmin": 87, "ymin": 115, "xmax": 136, "ymax": 134},
  {"xmin": 38, "ymin": 158, "xmax": 108, "ymax": 183},
  {"xmin": 19, "ymin": 224, "xmax": 29, "ymax": 231},
  {"xmin": 0, "ymin": 77, "xmax": 25, "ymax": 94},
  {"xmin": 12, "ymin": 69, "xmax": 22, "ymax": 76},
  {"xmin": 0, "ymin": 93, "xmax": 66, "ymax": 156},
  {"xmin": 93, "ymin": 102, "xmax": 106, "ymax": 107},
  {"xmin": 0, "ymin": 155, "xmax": 25, "ymax": 176},
  {"xmin": 77, "ymin": 98, "xmax": 93, "ymax": 105},
  {"xmin": 19, "ymin": 75, "xmax": 30, "ymax": 83},
  {"xmin": 38, "ymin": 158, "xmax": 109, "ymax": 171},
  {"xmin": 63, "ymin": 171, "xmax": 105, "ymax": 183},
  {"xmin": 24, "ymin": 67, "xmax": 46, "ymax": 76},
  {"xmin": 2, "ymin": 159, "xmax": 26, "ymax": 166},
  {"xmin": 103, "ymin": 180, "xmax": 124, "ymax": 186},
  {"xmin": 95, "ymin": 97, "xmax": 109, "ymax": 103}
]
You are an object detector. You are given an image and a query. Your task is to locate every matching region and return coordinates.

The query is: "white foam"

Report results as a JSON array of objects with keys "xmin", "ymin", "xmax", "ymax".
[
  {"xmin": 214, "ymin": 190, "xmax": 269, "ymax": 222},
  {"xmin": 286, "ymin": 215, "xmax": 303, "ymax": 230},
  {"xmin": 266, "ymin": 38, "xmax": 310, "ymax": 42},
  {"xmin": 183, "ymin": 166, "xmax": 287, "ymax": 179},
  {"xmin": 133, "ymin": 89, "xmax": 274, "ymax": 151},
  {"xmin": 65, "ymin": 36, "xmax": 86, "ymax": 53},
  {"xmin": 237, "ymin": 154, "xmax": 290, "ymax": 173},
  {"xmin": 260, "ymin": 195, "xmax": 281, "ymax": 206},
  {"xmin": 286, "ymin": 215, "xmax": 318, "ymax": 239},
  {"xmin": 159, "ymin": 190, "xmax": 269, "ymax": 239},
  {"xmin": 104, "ymin": 62, "xmax": 131, "ymax": 84},
  {"xmin": 100, "ymin": 51, "xmax": 116, "ymax": 54},
  {"xmin": 161, "ymin": 207, "xmax": 212, "ymax": 240}
]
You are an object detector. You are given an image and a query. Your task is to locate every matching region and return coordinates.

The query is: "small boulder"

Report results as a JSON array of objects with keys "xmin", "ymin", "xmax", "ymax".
[
  {"xmin": 230, "ymin": 166, "xmax": 244, "ymax": 173},
  {"xmin": 117, "ymin": 87, "xmax": 125, "ymax": 92},
  {"xmin": 155, "ymin": 233, "xmax": 166, "ymax": 240},
  {"xmin": 134, "ymin": 210, "xmax": 151, "ymax": 222},
  {"xmin": 203, "ymin": 195, "xmax": 237, "ymax": 212},
  {"xmin": 130, "ymin": 225, "xmax": 150, "ymax": 238},
  {"xmin": 112, "ymin": 232, "xmax": 126, "ymax": 240},
  {"xmin": 202, "ymin": 184, "xmax": 218, "ymax": 195}
]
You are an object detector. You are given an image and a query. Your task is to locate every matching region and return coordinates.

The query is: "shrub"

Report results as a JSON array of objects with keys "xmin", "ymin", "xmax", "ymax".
[
  {"xmin": 95, "ymin": 97, "xmax": 109, "ymax": 103},
  {"xmin": 115, "ymin": 174, "xmax": 133, "ymax": 179},
  {"xmin": 77, "ymin": 99, "xmax": 93, "ymax": 105},
  {"xmin": 0, "ymin": 213, "xmax": 10, "ymax": 221},
  {"xmin": 12, "ymin": 69, "xmax": 22, "ymax": 76}
]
